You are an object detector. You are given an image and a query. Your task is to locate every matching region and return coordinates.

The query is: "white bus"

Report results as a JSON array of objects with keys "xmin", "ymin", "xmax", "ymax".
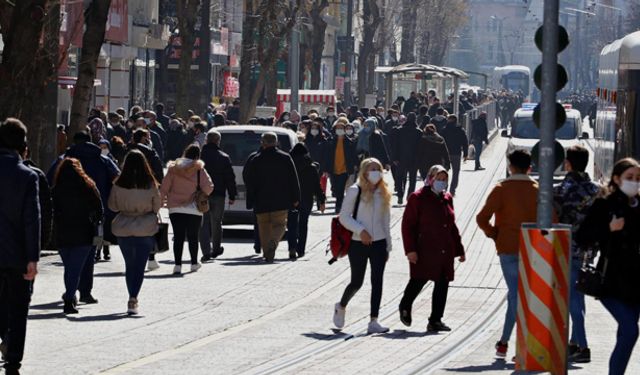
[
  {"xmin": 593, "ymin": 31, "xmax": 640, "ymax": 183},
  {"xmin": 493, "ymin": 65, "xmax": 531, "ymax": 98}
]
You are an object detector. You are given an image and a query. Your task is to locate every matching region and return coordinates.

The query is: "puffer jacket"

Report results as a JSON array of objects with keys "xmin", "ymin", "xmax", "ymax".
[
  {"xmin": 108, "ymin": 185, "xmax": 162, "ymax": 237},
  {"xmin": 415, "ymin": 132, "xmax": 451, "ymax": 172},
  {"xmin": 160, "ymin": 158, "xmax": 214, "ymax": 209},
  {"xmin": 553, "ymin": 171, "xmax": 602, "ymax": 257}
]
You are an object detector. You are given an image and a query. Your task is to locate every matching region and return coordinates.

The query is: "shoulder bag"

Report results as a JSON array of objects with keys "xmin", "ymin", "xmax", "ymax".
[
  {"xmin": 328, "ymin": 186, "xmax": 361, "ymax": 265},
  {"xmin": 194, "ymin": 170, "xmax": 210, "ymax": 213}
]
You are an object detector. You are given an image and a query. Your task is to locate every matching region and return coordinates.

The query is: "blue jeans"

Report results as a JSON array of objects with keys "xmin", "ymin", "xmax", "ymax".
[
  {"xmin": 58, "ymin": 246, "xmax": 94, "ymax": 301},
  {"xmin": 601, "ymin": 297, "xmax": 640, "ymax": 375},
  {"xmin": 569, "ymin": 258, "xmax": 588, "ymax": 348},
  {"xmin": 287, "ymin": 202, "xmax": 312, "ymax": 254},
  {"xmin": 118, "ymin": 236, "xmax": 155, "ymax": 299},
  {"xmin": 499, "ymin": 254, "xmax": 519, "ymax": 343}
]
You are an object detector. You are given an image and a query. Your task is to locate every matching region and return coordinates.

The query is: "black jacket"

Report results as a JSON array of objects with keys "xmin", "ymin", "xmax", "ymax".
[
  {"xmin": 416, "ymin": 132, "xmax": 451, "ymax": 172},
  {"xmin": 149, "ymin": 128, "xmax": 164, "ymax": 162},
  {"xmin": 166, "ymin": 128, "xmax": 188, "ymax": 162},
  {"xmin": 304, "ymin": 134, "xmax": 327, "ymax": 171},
  {"xmin": 470, "ymin": 118, "xmax": 489, "ymax": 144},
  {"xmin": 0, "ymin": 149, "xmax": 40, "ymax": 271},
  {"xmin": 150, "ymin": 122, "xmax": 168, "ymax": 150},
  {"xmin": 24, "ymin": 160, "xmax": 53, "ymax": 250},
  {"xmin": 53, "ymin": 176, "xmax": 103, "ymax": 248},
  {"xmin": 128, "ymin": 143, "xmax": 164, "ymax": 183},
  {"xmin": 577, "ymin": 190, "xmax": 640, "ymax": 304},
  {"xmin": 392, "ymin": 121, "xmax": 423, "ymax": 166},
  {"xmin": 201, "ymin": 143, "xmax": 237, "ymax": 200},
  {"xmin": 242, "ymin": 149, "xmax": 261, "ymax": 210},
  {"xmin": 244, "ymin": 147, "xmax": 300, "ymax": 214},
  {"xmin": 441, "ymin": 124, "xmax": 469, "ymax": 158},
  {"xmin": 291, "ymin": 144, "xmax": 325, "ymax": 208},
  {"xmin": 48, "ymin": 142, "xmax": 120, "ymax": 206},
  {"xmin": 431, "ymin": 115, "xmax": 447, "ymax": 133},
  {"xmin": 403, "ymin": 97, "xmax": 420, "ymax": 114},
  {"xmin": 324, "ymin": 136, "xmax": 358, "ymax": 175},
  {"xmin": 367, "ymin": 131, "xmax": 391, "ymax": 166}
]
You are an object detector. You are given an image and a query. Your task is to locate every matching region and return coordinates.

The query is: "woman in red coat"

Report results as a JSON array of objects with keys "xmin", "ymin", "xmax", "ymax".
[{"xmin": 398, "ymin": 165, "xmax": 465, "ymax": 332}]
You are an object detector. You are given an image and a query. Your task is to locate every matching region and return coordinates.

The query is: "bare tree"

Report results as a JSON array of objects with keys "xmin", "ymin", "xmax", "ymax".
[
  {"xmin": 239, "ymin": 0, "xmax": 299, "ymax": 123},
  {"xmin": 0, "ymin": 0, "xmax": 61, "ymax": 167},
  {"xmin": 356, "ymin": 0, "xmax": 382, "ymax": 107},
  {"xmin": 68, "ymin": 0, "xmax": 112, "ymax": 139},
  {"xmin": 416, "ymin": 0, "xmax": 467, "ymax": 65},
  {"xmin": 399, "ymin": 0, "xmax": 418, "ymax": 63},
  {"xmin": 308, "ymin": 0, "xmax": 330, "ymax": 89},
  {"xmin": 175, "ymin": 0, "xmax": 200, "ymax": 118}
]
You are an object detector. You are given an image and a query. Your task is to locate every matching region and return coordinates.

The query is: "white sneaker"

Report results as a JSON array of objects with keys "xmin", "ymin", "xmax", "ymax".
[
  {"xmin": 147, "ymin": 260, "xmax": 160, "ymax": 271},
  {"xmin": 367, "ymin": 320, "xmax": 390, "ymax": 334},
  {"xmin": 190, "ymin": 263, "xmax": 202, "ymax": 272},
  {"xmin": 333, "ymin": 303, "xmax": 346, "ymax": 329},
  {"xmin": 173, "ymin": 265, "xmax": 182, "ymax": 275}
]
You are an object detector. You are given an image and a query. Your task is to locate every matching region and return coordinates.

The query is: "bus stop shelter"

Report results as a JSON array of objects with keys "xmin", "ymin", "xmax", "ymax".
[{"xmin": 377, "ymin": 63, "xmax": 469, "ymax": 117}]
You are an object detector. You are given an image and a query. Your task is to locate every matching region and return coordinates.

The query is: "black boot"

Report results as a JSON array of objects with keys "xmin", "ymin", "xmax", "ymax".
[
  {"xmin": 103, "ymin": 245, "xmax": 111, "ymax": 261},
  {"xmin": 63, "ymin": 299, "xmax": 78, "ymax": 314},
  {"xmin": 79, "ymin": 294, "xmax": 99, "ymax": 304}
]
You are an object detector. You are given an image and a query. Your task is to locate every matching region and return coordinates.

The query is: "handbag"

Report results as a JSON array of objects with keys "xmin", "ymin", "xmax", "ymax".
[
  {"xmin": 154, "ymin": 215, "xmax": 170, "ymax": 253},
  {"xmin": 327, "ymin": 186, "xmax": 361, "ymax": 265},
  {"xmin": 195, "ymin": 170, "xmax": 210, "ymax": 213},
  {"xmin": 575, "ymin": 249, "xmax": 608, "ymax": 298}
]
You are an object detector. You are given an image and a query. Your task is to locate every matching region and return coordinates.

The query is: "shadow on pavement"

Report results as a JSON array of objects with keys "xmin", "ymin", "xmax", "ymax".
[
  {"xmin": 29, "ymin": 301, "xmax": 63, "ymax": 310},
  {"xmin": 29, "ymin": 312, "xmax": 65, "ymax": 320},
  {"xmin": 66, "ymin": 313, "xmax": 141, "ymax": 322},
  {"xmin": 443, "ymin": 359, "xmax": 515, "ymax": 372},
  {"xmin": 302, "ymin": 331, "xmax": 353, "ymax": 341},
  {"xmin": 145, "ymin": 273, "xmax": 185, "ymax": 279},
  {"xmin": 379, "ymin": 329, "xmax": 430, "ymax": 339},
  {"xmin": 94, "ymin": 271, "xmax": 126, "ymax": 278}
]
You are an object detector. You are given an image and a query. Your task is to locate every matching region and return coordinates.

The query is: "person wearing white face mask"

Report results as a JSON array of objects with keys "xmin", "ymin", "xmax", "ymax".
[
  {"xmin": 577, "ymin": 158, "xmax": 640, "ymax": 375},
  {"xmin": 398, "ymin": 165, "xmax": 465, "ymax": 333},
  {"xmin": 333, "ymin": 158, "xmax": 392, "ymax": 334},
  {"xmin": 325, "ymin": 120, "xmax": 357, "ymax": 212}
]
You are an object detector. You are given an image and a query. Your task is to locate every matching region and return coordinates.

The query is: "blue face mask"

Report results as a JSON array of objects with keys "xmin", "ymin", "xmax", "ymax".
[{"xmin": 432, "ymin": 180, "xmax": 448, "ymax": 194}]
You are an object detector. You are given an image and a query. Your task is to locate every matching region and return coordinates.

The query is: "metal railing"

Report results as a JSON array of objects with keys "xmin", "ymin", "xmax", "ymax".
[{"xmin": 462, "ymin": 101, "xmax": 498, "ymax": 141}]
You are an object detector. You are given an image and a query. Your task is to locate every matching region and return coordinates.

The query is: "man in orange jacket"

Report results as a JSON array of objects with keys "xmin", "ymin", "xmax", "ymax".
[{"xmin": 476, "ymin": 149, "xmax": 538, "ymax": 359}]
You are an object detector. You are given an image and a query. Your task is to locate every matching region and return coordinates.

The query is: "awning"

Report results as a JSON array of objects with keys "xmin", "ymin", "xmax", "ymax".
[
  {"xmin": 58, "ymin": 76, "xmax": 102, "ymax": 89},
  {"xmin": 376, "ymin": 63, "xmax": 469, "ymax": 79},
  {"xmin": 276, "ymin": 89, "xmax": 336, "ymax": 104}
]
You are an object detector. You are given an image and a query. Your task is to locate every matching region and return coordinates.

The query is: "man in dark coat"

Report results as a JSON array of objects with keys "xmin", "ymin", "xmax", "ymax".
[
  {"xmin": 403, "ymin": 92, "xmax": 420, "ymax": 114},
  {"xmin": 47, "ymin": 130, "xmax": 120, "ymax": 303},
  {"xmin": 244, "ymin": 133, "xmax": 300, "ymax": 262},
  {"xmin": 430, "ymin": 107, "xmax": 448, "ymax": 133},
  {"xmin": 441, "ymin": 115, "xmax": 468, "ymax": 196},
  {"xmin": 155, "ymin": 103, "xmax": 171, "ymax": 130},
  {"xmin": 470, "ymin": 112, "xmax": 489, "ymax": 170},
  {"xmin": 392, "ymin": 112, "xmax": 423, "ymax": 204},
  {"xmin": 128, "ymin": 129, "xmax": 164, "ymax": 183},
  {"xmin": 146, "ymin": 111, "xmax": 167, "ymax": 150},
  {"xmin": 243, "ymin": 147, "xmax": 262, "ymax": 254},
  {"xmin": 199, "ymin": 130, "xmax": 237, "ymax": 260},
  {"xmin": 165, "ymin": 119, "xmax": 188, "ymax": 162},
  {"xmin": 0, "ymin": 118, "xmax": 40, "ymax": 374},
  {"xmin": 416, "ymin": 124, "xmax": 451, "ymax": 180}
]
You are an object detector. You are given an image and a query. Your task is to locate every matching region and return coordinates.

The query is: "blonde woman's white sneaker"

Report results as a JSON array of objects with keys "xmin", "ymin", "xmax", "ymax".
[
  {"xmin": 147, "ymin": 260, "xmax": 160, "ymax": 271},
  {"xmin": 367, "ymin": 320, "xmax": 389, "ymax": 334},
  {"xmin": 333, "ymin": 303, "xmax": 346, "ymax": 329}
]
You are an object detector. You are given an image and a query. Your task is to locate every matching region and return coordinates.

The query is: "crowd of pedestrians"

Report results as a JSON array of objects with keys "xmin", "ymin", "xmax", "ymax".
[{"xmin": 2, "ymin": 88, "xmax": 640, "ymax": 375}]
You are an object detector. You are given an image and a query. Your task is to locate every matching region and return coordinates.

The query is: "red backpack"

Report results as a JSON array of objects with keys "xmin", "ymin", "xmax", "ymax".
[{"xmin": 328, "ymin": 187, "xmax": 361, "ymax": 265}]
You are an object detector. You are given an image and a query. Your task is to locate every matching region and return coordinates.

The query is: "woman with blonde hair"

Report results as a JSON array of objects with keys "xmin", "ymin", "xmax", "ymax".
[
  {"xmin": 333, "ymin": 157, "xmax": 392, "ymax": 334},
  {"xmin": 398, "ymin": 165, "xmax": 465, "ymax": 332}
]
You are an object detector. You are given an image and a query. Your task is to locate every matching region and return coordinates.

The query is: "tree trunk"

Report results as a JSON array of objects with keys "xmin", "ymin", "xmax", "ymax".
[
  {"xmin": 197, "ymin": 0, "xmax": 211, "ymax": 114},
  {"xmin": 357, "ymin": 0, "xmax": 381, "ymax": 107},
  {"xmin": 175, "ymin": 0, "xmax": 200, "ymax": 118},
  {"xmin": 264, "ymin": 66, "xmax": 278, "ymax": 107},
  {"xmin": 68, "ymin": 0, "xmax": 112, "ymax": 139},
  {"xmin": 309, "ymin": 0, "xmax": 329, "ymax": 89},
  {"xmin": 399, "ymin": 0, "xmax": 417, "ymax": 64},
  {"xmin": 239, "ymin": 0, "xmax": 258, "ymax": 123}
]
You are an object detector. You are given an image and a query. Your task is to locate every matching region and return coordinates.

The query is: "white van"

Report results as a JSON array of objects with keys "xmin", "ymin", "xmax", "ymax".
[
  {"xmin": 216, "ymin": 125, "xmax": 299, "ymax": 224},
  {"xmin": 502, "ymin": 104, "xmax": 588, "ymax": 178}
]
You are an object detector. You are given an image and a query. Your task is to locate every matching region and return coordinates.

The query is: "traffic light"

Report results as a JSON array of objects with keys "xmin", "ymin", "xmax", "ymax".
[{"xmin": 531, "ymin": 25, "xmax": 570, "ymax": 171}]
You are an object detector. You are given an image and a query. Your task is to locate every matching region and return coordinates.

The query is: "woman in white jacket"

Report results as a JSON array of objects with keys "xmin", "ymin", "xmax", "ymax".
[{"xmin": 333, "ymin": 158, "xmax": 392, "ymax": 334}]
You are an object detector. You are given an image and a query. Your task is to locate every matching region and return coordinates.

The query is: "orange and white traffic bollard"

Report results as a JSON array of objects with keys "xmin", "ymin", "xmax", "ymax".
[{"xmin": 515, "ymin": 224, "xmax": 571, "ymax": 374}]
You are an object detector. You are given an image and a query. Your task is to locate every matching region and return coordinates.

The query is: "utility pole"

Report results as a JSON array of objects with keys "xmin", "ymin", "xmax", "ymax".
[
  {"xmin": 343, "ymin": 0, "xmax": 354, "ymax": 107},
  {"xmin": 290, "ymin": 0, "xmax": 300, "ymax": 113},
  {"xmin": 201, "ymin": 0, "xmax": 212, "ymax": 109}
]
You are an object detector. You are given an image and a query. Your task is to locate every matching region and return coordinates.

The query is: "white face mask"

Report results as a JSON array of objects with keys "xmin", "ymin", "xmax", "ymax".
[
  {"xmin": 187, "ymin": 121, "xmax": 195, "ymax": 129},
  {"xmin": 310, "ymin": 129, "xmax": 320, "ymax": 136},
  {"xmin": 101, "ymin": 148, "xmax": 109, "ymax": 156},
  {"xmin": 367, "ymin": 170, "xmax": 382, "ymax": 185},
  {"xmin": 335, "ymin": 129, "xmax": 345, "ymax": 137},
  {"xmin": 346, "ymin": 129, "xmax": 354, "ymax": 136},
  {"xmin": 619, "ymin": 179, "xmax": 640, "ymax": 198},
  {"xmin": 144, "ymin": 118, "xmax": 151, "ymax": 125},
  {"xmin": 327, "ymin": 112, "xmax": 335, "ymax": 117},
  {"xmin": 432, "ymin": 180, "xmax": 448, "ymax": 194},
  {"xmin": 392, "ymin": 116, "xmax": 399, "ymax": 122}
]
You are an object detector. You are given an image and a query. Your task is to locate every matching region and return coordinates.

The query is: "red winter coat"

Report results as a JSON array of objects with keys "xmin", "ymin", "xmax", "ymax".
[{"xmin": 401, "ymin": 187, "xmax": 465, "ymax": 281}]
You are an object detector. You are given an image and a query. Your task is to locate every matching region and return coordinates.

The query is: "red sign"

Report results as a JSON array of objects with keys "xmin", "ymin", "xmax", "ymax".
[
  {"xmin": 223, "ymin": 73, "xmax": 239, "ymax": 98},
  {"xmin": 105, "ymin": 0, "xmax": 128, "ymax": 44}
]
